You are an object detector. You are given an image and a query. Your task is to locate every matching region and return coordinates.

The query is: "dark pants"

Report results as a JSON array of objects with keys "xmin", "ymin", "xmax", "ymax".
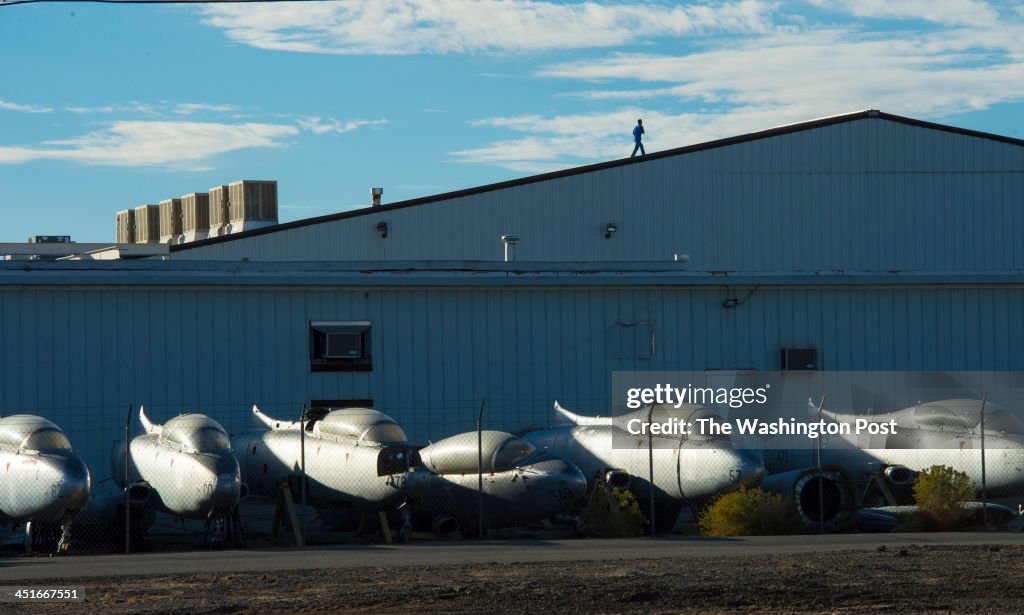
[{"xmin": 631, "ymin": 141, "xmax": 645, "ymax": 157}]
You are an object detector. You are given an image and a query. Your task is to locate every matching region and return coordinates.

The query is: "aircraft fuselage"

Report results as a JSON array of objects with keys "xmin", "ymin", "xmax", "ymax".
[
  {"xmin": 233, "ymin": 430, "xmax": 427, "ymax": 510},
  {"xmin": 113, "ymin": 435, "xmax": 241, "ymax": 520}
]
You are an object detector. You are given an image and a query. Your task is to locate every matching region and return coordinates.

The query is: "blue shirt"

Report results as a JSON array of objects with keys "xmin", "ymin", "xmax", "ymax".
[{"xmin": 633, "ymin": 124, "xmax": 644, "ymax": 142}]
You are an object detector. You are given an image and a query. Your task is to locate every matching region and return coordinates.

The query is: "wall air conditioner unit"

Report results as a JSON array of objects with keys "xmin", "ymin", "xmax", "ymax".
[
  {"xmin": 781, "ymin": 347, "xmax": 818, "ymax": 371},
  {"xmin": 323, "ymin": 332, "xmax": 363, "ymax": 359}
]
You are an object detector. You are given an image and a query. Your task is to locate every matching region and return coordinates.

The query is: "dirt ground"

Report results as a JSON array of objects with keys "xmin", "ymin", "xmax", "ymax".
[{"xmin": 12, "ymin": 542, "xmax": 1024, "ymax": 614}]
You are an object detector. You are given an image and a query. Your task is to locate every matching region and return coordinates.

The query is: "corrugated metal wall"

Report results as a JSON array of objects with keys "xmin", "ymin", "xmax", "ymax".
[
  {"xmin": 3, "ymin": 282, "xmax": 1024, "ymax": 486},
  {"xmin": 171, "ymin": 118, "xmax": 1024, "ymax": 270}
]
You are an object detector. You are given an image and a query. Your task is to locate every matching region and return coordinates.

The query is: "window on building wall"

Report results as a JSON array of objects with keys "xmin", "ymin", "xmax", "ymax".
[
  {"xmin": 309, "ymin": 321, "xmax": 372, "ymax": 372},
  {"xmin": 607, "ymin": 321, "xmax": 654, "ymax": 359}
]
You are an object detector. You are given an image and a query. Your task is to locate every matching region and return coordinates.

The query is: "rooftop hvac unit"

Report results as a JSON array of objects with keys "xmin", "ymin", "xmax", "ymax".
[
  {"xmin": 781, "ymin": 347, "xmax": 818, "ymax": 371},
  {"xmin": 227, "ymin": 180, "xmax": 278, "ymax": 233},
  {"xmin": 324, "ymin": 332, "xmax": 363, "ymax": 359},
  {"xmin": 116, "ymin": 209, "xmax": 136, "ymax": 244},
  {"xmin": 159, "ymin": 198, "xmax": 182, "ymax": 244},
  {"xmin": 181, "ymin": 192, "xmax": 210, "ymax": 243},
  {"xmin": 133, "ymin": 205, "xmax": 160, "ymax": 244},
  {"xmin": 28, "ymin": 236, "xmax": 71, "ymax": 244},
  {"xmin": 208, "ymin": 185, "xmax": 229, "ymax": 237}
]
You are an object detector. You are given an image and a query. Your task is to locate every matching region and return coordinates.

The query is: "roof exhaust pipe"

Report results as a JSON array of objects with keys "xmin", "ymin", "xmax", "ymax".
[
  {"xmin": 371, "ymin": 187, "xmax": 383, "ymax": 207},
  {"xmin": 502, "ymin": 234, "xmax": 519, "ymax": 262}
]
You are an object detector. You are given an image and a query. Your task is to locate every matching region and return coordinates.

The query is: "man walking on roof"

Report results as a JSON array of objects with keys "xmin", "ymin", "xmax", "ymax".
[{"xmin": 631, "ymin": 119, "xmax": 646, "ymax": 157}]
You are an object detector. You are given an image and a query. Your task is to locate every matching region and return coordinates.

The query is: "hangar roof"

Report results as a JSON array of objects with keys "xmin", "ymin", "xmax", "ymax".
[{"xmin": 169, "ymin": 109, "xmax": 1024, "ymax": 255}]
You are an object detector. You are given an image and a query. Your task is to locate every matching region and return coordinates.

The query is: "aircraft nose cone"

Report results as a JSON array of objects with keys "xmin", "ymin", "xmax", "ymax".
[
  {"xmin": 678, "ymin": 444, "xmax": 765, "ymax": 501},
  {"xmin": 48, "ymin": 454, "xmax": 91, "ymax": 513},
  {"xmin": 736, "ymin": 448, "xmax": 765, "ymax": 488},
  {"xmin": 61, "ymin": 470, "xmax": 91, "ymax": 512},
  {"xmin": 562, "ymin": 462, "xmax": 588, "ymax": 502},
  {"xmin": 534, "ymin": 457, "xmax": 587, "ymax": 501},
  {"xmin": 523, "ymin": 456, "xmax": 588, "ymax": 506},
  {"xmin": 405, "ymin": 467, "xmax": 431, "ymax": 499},
  {"xmin": 211, "ymin": 472, "xmax": 240, "ymax": 509}
]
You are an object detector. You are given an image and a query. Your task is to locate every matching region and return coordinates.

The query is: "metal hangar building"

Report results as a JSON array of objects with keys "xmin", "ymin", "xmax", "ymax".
[{"xmin": 2, "ymin": 109, "xmax": 1023, "ymax": 474}]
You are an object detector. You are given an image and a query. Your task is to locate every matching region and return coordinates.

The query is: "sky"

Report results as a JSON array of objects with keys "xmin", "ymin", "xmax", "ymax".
[{"xmin": 1, "ymin": 0, "xmax": 1023, "ymax": 243}]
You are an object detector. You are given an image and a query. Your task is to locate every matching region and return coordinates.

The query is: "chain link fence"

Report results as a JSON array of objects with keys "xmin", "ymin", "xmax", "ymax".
[{"xmin": 3, "ymin": 398, "xmax": 1024, "ymax": 555}]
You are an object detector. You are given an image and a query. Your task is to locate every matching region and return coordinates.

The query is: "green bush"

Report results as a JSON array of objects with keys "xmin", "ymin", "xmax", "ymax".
[
  {"xmin": 581, "ymin": 483, "xmax": 645, "ymax": 537},
  {"xmin": 698, "ymin": 487, "xmax": 800, "ymax": 536},
  {"xmin": 912, "ymin": 465, "xmax": 975, "ymax": 530}
]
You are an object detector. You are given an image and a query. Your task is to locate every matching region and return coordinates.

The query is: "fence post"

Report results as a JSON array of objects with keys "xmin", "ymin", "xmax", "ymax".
[
  {"xmin": 815, "ymin": 395, "xmax": 826, "ymax": 534},
  {"xmin": 980, "ymin": 392, "xmax": 988, "ymax": 528},
  {"xmin": 124, "ymin": 404, "xmax": 132, "ymax": 554},
  {"xmin": 477, "ymin": 399, "xmax": 486, "ymax": 538},
  {"xmin": 648, "ymin": 404, "xmax": 656, "ymax": 536},
  {"xmin": 300, "ymin": 404, "xmax": 307, "ymax": 541}
]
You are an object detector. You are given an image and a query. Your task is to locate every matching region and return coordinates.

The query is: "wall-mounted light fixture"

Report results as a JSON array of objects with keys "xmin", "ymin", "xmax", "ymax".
[
  {"xmin": 605, "ymin": 223, "xmax": 618, "ymax": 239},
  {"xmin": 376, "ymin": 221, "xmax": 388, "ymax": 239}
]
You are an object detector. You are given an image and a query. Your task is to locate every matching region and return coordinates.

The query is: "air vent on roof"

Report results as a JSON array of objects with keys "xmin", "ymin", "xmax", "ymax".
[
  {"xmin": 227, "ymin": 180, "xmax": 278, "ymax": 233},
  {"xmin": 134, "ymin": 205, "xmax": 160, "ymax": 244},
  {"xmin": 159, "ymin": 198, "xmax": 182, "ymax": 244},
  {"xmin": 181, "ymin": 192, "xmax": 210, "ymax": 243}
]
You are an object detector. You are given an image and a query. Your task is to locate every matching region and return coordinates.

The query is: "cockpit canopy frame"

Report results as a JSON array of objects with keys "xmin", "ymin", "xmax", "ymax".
[
  {"xmin": 159, "ymin": 413, "xmax": 232, "ymax": 453},
  {"xmin": 312, "ymin": 407, "xmax": 409, "ymax": 445},
  {"xmin": 0, "ymin": 415, "xmax": 73, "ymax": 453},
  {"xmin": 418, "ymin": 430, "xmax": 538, "ymax": 475}
]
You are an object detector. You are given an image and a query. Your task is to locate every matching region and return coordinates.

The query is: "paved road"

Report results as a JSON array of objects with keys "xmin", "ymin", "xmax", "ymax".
[{"xmin": 1, "ymin": 532, "xmax": 1021, "ymax": 582}]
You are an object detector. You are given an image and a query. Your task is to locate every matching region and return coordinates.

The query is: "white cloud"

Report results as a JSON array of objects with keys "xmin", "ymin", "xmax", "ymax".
[
  {"xmin": 65, "ymin": 101, "xmax": 156, "ymax": 115},
  {"xmin": 543, "ymin": 26, "xmax": 1024, "ymax": 116},
  {"xmin": 173, "ymin": 102, "xmax": 240, "ymax": 115},
  {"xmin": 806, "ymin": 0, "xmax": 1001, "ymax": 27},
  {"xmin": 0, "ymin": 99, "xmax": 52, "ymax": 114},
  {"xmin": 0, "ymin": 109, "xmax": 391, "ymax": 168},
  {"xmin": 296, "ymin": 116, "xmax": 388, "ymax": 134},
  {"xmin": 452, "ymin": 107, "xmax": 812, "ymax": 171},
  {"xmin": 0, "ymin": 121, "xmax": 298, "ymax": 169},
  {"xmin": 457, "ymin": 2, "xmax": 1024, "ymax": 170},
  {"xmin": 65, "ymin": 101, "xmax": 239, "ymax": 116},
  {"xmin": 200, "ymin": 0, "xmax": 773, "ymax": 55}
]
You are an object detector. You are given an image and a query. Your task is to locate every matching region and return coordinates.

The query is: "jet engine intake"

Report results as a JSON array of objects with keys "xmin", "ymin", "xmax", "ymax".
[
  {"xmin": 604, "ymin": 469, "xmax": 632, "ymax": 491},
  {"xmin": 760, "ymin": 467, "xmax": 854, "ymax": 531},
  {"xmin": 377, "ymin": 445, "xmax": 413, "ymax": 476},
  {"xmin": 431, "ymin": 515, "xmax": 461, "ymax": 537},
  {"xmin": 126, "ymin": 482, "xmax": 152, "ymax": 505},
  {"xmin": 883, "ymin": 465, "xmax": 918, "ymax": 487}
]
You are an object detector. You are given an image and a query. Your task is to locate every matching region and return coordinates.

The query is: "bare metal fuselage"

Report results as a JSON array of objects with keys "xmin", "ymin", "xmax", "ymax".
[
  {"xmin": 0, "ymin": 415, "xmax": 90, "ymax": 526},
  {"xmin": 232, "ymin": 430, "xmax": 427, "ymax": 511},
  {"xmin": 523, "ymin": 424, "xmax": 764, "ymax": 505},
  {"xmin": 113, "ymin": 435, "xmax": 241, "ymax": 520},
  {"xmin": 413, "ymin": 455, "xmax": 587, "ymax": 531},
  {"xmin": 0, "ymin": 448, "xmax": 90, "ymax": 525},
  {"xmin": 763, "ymin": 430, "xmax": 1024, "ymax": 497}
]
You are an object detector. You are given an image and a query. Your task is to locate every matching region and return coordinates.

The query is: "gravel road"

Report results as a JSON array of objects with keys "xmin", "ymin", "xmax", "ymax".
[{"xmin": 7, "ymin": 535, "xmax": 1024, "ymax": 613}]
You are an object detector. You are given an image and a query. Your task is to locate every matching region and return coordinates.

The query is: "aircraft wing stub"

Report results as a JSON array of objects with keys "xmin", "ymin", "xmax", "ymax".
[{"xmin": 553, "ymin": 401, "xmax": 612, "ymax": 426}]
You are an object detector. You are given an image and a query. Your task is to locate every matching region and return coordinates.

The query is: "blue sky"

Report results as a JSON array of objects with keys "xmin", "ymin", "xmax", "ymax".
[{"xmin": 1, "ymin": 0, "xmax": 1023, "ymax": 242}]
